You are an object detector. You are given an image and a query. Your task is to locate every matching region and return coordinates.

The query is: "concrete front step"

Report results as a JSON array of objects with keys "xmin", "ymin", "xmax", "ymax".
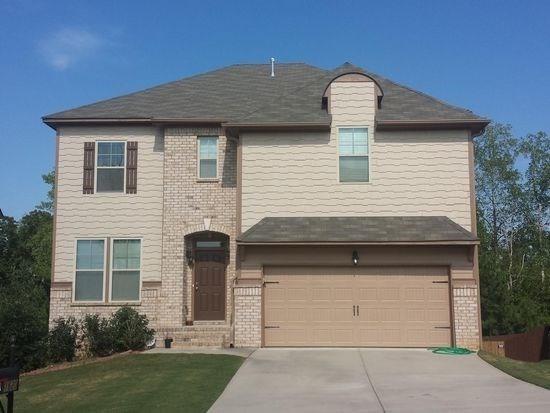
[{"xmin": 163, "ymin": 325, "xmax": 231, "ymax": 348}]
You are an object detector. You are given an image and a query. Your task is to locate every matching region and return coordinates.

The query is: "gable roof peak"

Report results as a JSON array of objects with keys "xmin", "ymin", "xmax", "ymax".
[{"xmin": 334, "ymin": 61, "xmax": 365, "ymax": 74}]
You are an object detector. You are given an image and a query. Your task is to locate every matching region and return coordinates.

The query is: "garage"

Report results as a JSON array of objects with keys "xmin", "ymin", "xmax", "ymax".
[{"xmin": 264, "ymin": 266, "xmax": 451, "ymax": 347}]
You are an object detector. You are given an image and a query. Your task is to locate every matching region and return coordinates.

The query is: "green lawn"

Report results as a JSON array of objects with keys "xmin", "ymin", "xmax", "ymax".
[
  {"xmin": 479, "ymin": 350, "xmax": 550, "ymax": 390},
  {"xmin": 16, "ymin": 353, "xmax": 244, "ymax": 412}
]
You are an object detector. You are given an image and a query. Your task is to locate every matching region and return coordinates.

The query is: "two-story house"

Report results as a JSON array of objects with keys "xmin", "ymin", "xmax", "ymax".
[{"xmin": 43, "ymin": 62, "xmax": 488, "ymax": 350}]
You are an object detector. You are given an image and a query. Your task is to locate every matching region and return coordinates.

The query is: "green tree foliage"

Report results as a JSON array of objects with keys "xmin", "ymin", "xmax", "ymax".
[
  {"xmin": 36, "ymin": 170, "xmax": 55, "ymax": 213},
  {"xmin": 0, "ymin": 271, "xmax": 49, "ymax": 370},
  {"xmin": 0, "ymin": 170, "xmax": 54, "ymax": 370},
  {"xmin": 476, "ymin": 125, "xmax": 550, "ymax": 336}
]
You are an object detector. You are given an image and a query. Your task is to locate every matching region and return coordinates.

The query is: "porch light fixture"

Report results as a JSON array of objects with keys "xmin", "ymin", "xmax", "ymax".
[{"xmin": 352, "ymin": 250, "xmax": 359, "ymax": 266}]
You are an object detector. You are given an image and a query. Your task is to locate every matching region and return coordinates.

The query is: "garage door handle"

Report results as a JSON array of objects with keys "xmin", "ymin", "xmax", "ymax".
[
  {"xmin": 353, "ymin": 305, "xmax": 356, "ymax": 316},
  {"xmin": 434, "ymin": 326, "xmax": 451, "ymax": 329},
  {"xmin": 264, "ymin": 326, "xmax": 280, "ymax": 329},
  {"xmin": 357, "ymin": 305, "xmax": 359, "ymax": 316}
]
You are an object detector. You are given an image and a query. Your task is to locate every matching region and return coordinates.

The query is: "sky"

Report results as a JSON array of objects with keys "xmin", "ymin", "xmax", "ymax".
[{"xmin": 1, "ymin": 0, "xmax": 549, "ymax": 218}]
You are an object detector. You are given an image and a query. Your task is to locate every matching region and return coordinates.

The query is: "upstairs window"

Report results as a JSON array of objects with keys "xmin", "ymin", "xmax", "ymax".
[
  {"xmin": 75, "ymin": 239, "xmax": 105, "ymax": 301},
  {"xmin": 338, "ymin": 128, "xmax": 369, "ymax": 182},
  {"xmin": 198, "ymin": 137, "xmax": 218, "ymax": 179},
  {"xmin": 96, "ymin": 142, "xmax": 125, "ymax": 192}
]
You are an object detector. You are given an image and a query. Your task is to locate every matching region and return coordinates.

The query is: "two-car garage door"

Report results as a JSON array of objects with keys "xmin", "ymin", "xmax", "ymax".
[{"xmin": 264, "ymin": 266, "xmax": 451, "ymax": 347}]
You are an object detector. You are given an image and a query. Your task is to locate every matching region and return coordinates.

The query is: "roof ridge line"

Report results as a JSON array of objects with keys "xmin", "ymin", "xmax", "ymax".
[
  {"xmin": 366, "ymin": 70, "xmax": 484, "ymax": 118},
  {"xmin": 43, "ymin": 65, "xmax": 233, "ymax": 119},
  {"xmin": 236, "ymin": 68, "xmax": 332, "ymax": 121}
]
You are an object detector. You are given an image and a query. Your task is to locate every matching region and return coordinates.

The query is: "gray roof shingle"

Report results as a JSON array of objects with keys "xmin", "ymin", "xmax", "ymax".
[
  {"xmin": 43, "ymin": 62, "xmax": 488, "ymax": 125},
  {"xmin": 238, "ymin": 216, "xmax": 477, "ymax": 244}
]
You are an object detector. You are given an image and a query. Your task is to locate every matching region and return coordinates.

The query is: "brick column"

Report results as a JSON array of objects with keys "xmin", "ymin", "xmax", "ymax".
[
  {"xmin": 453, "ymin": 282, "xmax": 480, "ymax": 350},
  {"xmin": 234, "ymin": 285, "xmax": 262, "ymax": 347}
]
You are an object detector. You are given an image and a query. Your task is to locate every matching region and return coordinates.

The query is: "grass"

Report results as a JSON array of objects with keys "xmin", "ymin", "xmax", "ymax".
[
  {"xmin": 479, "ymin": 350, "xmax": 550, "ymax": 390},
  {"xmin": 15, "ymin": 353, "xmax": 244, "ymax": 413}
]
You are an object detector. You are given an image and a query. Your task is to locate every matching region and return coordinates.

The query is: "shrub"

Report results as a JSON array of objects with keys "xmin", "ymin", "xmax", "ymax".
[
  {"xmin": 48, "ymin": 317, "xmax": 79, "ymax": 363},
  {"xmin": 110, "ymin": 306, "xmax": 155, "ymax": 352},
  {"xmin": 0, "ymin": 272, "xmax": 49, "ymax": 371},
  {"xmin": 81, "ymin": 314, "xmax": 114, "ymax": 357}
]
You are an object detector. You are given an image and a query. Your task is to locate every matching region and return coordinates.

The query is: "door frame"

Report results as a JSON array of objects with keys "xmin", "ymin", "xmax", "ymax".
[{"xmin": 192, "ymin": 248, "xmax": 227, "ymax": 321}]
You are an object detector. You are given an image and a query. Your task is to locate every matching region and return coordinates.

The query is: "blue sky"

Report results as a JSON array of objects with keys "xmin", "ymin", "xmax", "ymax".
[{"xmin": 1, "ymin": 0, "xmax": 549, "ymax": 218}]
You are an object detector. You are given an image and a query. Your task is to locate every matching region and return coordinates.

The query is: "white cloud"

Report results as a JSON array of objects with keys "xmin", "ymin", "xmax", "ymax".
[{"xmin": 39, "ymin": 28, "xmax": 102, "ymax": 70}]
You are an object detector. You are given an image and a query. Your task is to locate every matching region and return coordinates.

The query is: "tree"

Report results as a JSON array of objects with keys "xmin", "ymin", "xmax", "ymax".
[
  {"xmin": 36, "ymin": 170, "xmax": 55, "ymax": 213},
  {"xmin": 0, "ymin": 170, "xmax": 54, "ymax": 370},
  {"xmin": 17, "ymin": 210, "xmax": 53, "ymax": 282},
  {"xmin": 476, "ymin": 124, "xmax": 550, "ymax": 335}
]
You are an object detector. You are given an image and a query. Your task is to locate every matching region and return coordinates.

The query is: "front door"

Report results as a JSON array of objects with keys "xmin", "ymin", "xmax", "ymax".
[{"xmin": 193, "ymin": 251, "xmax": 226, "ymax": 320}]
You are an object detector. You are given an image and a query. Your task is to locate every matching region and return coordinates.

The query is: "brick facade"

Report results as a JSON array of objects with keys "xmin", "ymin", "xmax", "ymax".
[
  {"xmin": 160, "ymin": 127, "xmax": 237, "ymax": 338},
  {"xmin": 48, "ymin": 283, "xmax": 161, "ymax": 330},
  {"xmin": 234, "ymin": 285, "xmax": 262, "ymax": 347},
  {"xmin": 452, "ymin": 283, "xmax": 481, "ymax": 350}
]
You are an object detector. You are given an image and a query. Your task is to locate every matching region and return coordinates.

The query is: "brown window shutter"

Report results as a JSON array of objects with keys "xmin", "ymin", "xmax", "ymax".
[
  {"xmin": 126, "ymin": 141, "xmax": 138, "ymax": 194},
  {"xmin": 83, "ymin": 142, "xmax": 95, "ymax": 194}
]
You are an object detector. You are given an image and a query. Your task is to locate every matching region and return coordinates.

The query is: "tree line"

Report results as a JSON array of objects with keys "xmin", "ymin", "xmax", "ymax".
[{"xmin": 476, "ymin": 124, "xmax": 549, "ymax": 335}]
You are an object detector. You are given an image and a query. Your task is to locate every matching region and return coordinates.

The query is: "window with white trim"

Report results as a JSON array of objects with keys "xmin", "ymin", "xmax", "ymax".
[
  {"xmin": 338, "ymin": 127, "xmax": 369, "ymax": 182},
  {"xmin": 97, "ymin": 142, "xmax": 125, "ymax": 192},
  {"xmin": 75, "ymin": 239, "xmax": 105, "ymax": 301},
  {"xmin": 111, "ymin": 239, "xmax": 141, "ymax": 301},
  {"xmin": 198, "ymin": 137, "xmax": 218, "ymax": 179}
]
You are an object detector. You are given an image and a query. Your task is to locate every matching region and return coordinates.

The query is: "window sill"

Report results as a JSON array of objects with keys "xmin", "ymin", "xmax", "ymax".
[
  {"xmin": 71, "ymin": 301, "xmax": 141, "ymax": 307},
  {"xmin": 196, "ymin": 178, "xmax": 219, "ymax": 183},
  {"xmin": 338, "ymin": 181, "xmax": 372, "ymax": 185}
]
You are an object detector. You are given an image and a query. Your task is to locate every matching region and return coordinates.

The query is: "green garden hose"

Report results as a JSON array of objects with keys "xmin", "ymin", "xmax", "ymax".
[{"xmin": 429, "ymin": 347, "xmax": 474, "ymax": 355}]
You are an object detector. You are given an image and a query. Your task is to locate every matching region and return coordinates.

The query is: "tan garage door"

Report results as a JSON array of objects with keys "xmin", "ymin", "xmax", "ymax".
[{"xmin": 264, "ymin": 266, "xmax": 451, "ymax": 347}]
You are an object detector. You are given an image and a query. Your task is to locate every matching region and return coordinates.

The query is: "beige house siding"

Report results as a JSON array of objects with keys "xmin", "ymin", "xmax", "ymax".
[
  {"xmin": 241, "ymin": 129, "xmax": 472, "ymax": 232},
  {"xmin": 241, "ymin": 78, "xmax": 471, "ymax": 233},
  {"xmin": 53, "ymin": 126, "xmax": 164, "ymax": 284}
]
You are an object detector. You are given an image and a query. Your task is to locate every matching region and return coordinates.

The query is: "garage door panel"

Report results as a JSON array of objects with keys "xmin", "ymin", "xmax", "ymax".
[
  {"xmin": 427, "ymin": 287, "xmax": 448, "ymax": 301},
  {"xmin": 287, "ymin": 308, "xmax": 307, "ymax": 322},
  {"xmin": 405, "ymin": 308, "xmax": 426, "ymax": 322},
  {"xmin": 264, "ymin": 266, "xmax": 451, "ymax": 347},
  {"xmin": 332, "ymin": 329, "xmax": 354, "ymax": 346},
  {"xmin": 333, "ymin": 307, "xmax": 353, "ymax": 322},
  {"xmin": 357, "ymin": 328, "xmax": 381, "ymax": 345},
  {"xmin": 430, "ymin": 329, "xmax": 451, "ymax": 346},
  {"xmin": 312, "ymin": 288, "xmax": 331, "ymax": 301}
]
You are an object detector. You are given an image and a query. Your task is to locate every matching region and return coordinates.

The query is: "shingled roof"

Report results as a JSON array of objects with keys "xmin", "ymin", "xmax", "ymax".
[
  {"xmin": 43, "ymin": 62, "xmax": 489, "ymax": 129},
  {"xmin": 238, "ymin": 216, "xmax": 478, "ymax": 245}
]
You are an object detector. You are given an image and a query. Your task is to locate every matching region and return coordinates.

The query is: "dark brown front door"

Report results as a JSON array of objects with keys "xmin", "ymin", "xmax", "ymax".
[{"xmin": 193, "ymin": 251, "xmax": 226, "ymax": 321}]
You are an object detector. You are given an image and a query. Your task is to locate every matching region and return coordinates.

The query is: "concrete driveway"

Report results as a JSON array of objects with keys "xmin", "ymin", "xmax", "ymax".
[{"xmin": 209, "ymin": 348, "xmax": 550, "ymax": 413}]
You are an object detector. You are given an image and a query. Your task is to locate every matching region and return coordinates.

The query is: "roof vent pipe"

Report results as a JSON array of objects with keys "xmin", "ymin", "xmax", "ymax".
[{"xmin": 270, "ymin": 57, "xmax": 275, "ymax": 77}]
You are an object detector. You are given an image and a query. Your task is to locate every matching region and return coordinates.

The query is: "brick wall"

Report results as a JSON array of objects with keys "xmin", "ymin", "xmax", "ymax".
[
  {"xmin": 48, "ymin": 284, "xmax": 160, "ymax": 331},
  {"xmin": 453, "ymin": 283, "xmax": 480, "ymax": 350},
  {"xmin": 234, "ymin": 285, "xmax": 262, "ymax": 347},
  {"xmin": 160, "ymin": 128, "xmax": 237, "ymax": 331}
]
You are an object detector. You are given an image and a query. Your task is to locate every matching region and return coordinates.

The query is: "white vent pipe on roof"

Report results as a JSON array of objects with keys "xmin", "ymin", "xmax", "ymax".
[{"xmin": 270, "ymin": 57, "xmax": 275, "ymax": 77}]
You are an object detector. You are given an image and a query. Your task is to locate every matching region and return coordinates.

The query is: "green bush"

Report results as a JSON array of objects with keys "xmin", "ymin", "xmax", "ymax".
[
  {"xmin": 110, "ymin": 306, "xmax": 155, "ymax": 352},
  {"xmin": 81, "ymin": 314, "xmax": 114, "ymax": 357},
  {"xmin": 0, "ymin": 272, "xmax": 49, "ymax": 371},
  {"xmin": 48, "ymin": 317, "xmax": 79, "ymax": 363}
]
